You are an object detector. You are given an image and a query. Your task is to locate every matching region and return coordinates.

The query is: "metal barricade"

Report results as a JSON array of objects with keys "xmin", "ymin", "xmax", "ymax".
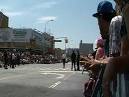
[{"xmin": 91, "ymin": 64, "xmax": 106, "ymax": 97}]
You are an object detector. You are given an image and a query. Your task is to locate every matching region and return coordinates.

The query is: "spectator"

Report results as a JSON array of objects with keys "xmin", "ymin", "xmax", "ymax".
[
  {"xmin": 108, "ymin": 1, "xmax": 129, "ymax": 70},
  {"xmin": 86, "ymin": 1, "xmax": 116, "ymax": 97},
  {"xmin": 3, "ymin": 50, "xmax": 8, "ymax": 69},
  {"xmin": 83, "ymin": 38, "xmax": 105, "ymax": 97},
  {"xmin": 90, "ymin": 0, "xmax": 116, "ymax": 66},
  {"xmin": 91, "ymin": 38, "xmax": 105, "ymax": 75},
  {"xmin": 102, "ymin": 0, "xmax": 129, "ymax": 97},
  {"xmin": 103, "ymin": 15, "xmax": 123, "ymax": 97},
  {"xmin": 95, "ymin": 38, "xmax": 105, "ymax": 60}
]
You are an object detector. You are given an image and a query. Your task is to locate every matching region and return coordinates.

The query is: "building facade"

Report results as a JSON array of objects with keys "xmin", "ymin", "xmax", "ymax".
[
  {"xmin": 42, "ymin": 32, "xmax": 54, "ymax": 54},
  {"xmin": 79, "ymin": 40, "xmax": 93, "ymax": 56},
  {"xmin": 0, "ymin": 28, "xmax": 54, "ymax": 54},
  {"xmin": 0, "ymin": 12, "xmax": 9, "ymax": 28}
]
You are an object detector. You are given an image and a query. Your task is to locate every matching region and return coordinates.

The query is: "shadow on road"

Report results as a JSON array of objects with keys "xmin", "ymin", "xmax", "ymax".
[{"xmin": 0, "ymin": 83, "xmax": 83, "ymax": 97}]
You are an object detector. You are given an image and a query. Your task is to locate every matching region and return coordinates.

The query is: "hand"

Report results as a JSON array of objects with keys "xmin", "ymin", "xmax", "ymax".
[
  {"xmin": 88, "ymin": 60, "xmax": 100, "ymax": 70},
  {"xmin": 80, "ymin": 56, "xmax": 89, "ymax": 61}
]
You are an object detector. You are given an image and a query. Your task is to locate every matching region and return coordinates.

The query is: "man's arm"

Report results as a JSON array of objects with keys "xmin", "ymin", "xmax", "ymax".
[
  {"xmin": 102, "ymin": 54, "xmax": 129, "ymax": 97},
  {"xmin": 111, "ymin": 54, "xmax": 129, "ymax": 72}
]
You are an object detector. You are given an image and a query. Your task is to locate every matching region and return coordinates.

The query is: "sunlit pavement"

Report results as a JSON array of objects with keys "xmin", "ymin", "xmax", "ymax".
[{"xmin": 0, "ymin": 63, "xmax": 89, "ymax": 97}]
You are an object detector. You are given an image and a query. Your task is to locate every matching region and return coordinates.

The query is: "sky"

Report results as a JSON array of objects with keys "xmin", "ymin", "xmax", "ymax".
[{"xmin": 0, "ymin": 0, "xmax": 115, "ymax": 49}]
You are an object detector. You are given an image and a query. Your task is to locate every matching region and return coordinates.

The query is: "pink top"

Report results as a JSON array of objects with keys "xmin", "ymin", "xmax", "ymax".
[{"xmin": 95, "ymin": 47, "xmax": 105, "ymax": 60}]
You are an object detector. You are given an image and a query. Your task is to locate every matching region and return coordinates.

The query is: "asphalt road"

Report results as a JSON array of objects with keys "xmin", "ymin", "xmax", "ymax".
[{"xmin": 0, "ymin": 63, "xmax": 89, "ymax": 97}]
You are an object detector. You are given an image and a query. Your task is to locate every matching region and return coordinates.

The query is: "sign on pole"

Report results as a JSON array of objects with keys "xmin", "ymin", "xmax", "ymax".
[{"xmin": 54, "ymin": 40, "xmax": 62, "ymax": 42}]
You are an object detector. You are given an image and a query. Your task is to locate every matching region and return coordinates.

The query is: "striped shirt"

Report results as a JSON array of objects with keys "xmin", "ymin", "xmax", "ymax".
[
  {"xmin": 109, "ymin": 15, "xmax": 123, "ymax": 97},
  {"xmin": 109, "ymin": 15, "xmax": 122, "ymax": 57}
]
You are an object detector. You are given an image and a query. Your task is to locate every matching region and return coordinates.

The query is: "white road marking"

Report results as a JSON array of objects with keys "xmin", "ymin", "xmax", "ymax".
[
  {"xmin": 40, "ymin": 70, "xmax": 74, "ymax": 73},
  {"xmin": 40, "ymin": 68, "xmax": 52, "ymax": 70},
  {"xmin": 40, "ymin": 68, "xmax": 69, "ymax": 71},
  {"xmin": 40, "ymin": 72, "xmax": 65, "ymax": 79},
  {"xmin": 0, "ymin": 72, "xmax": 37, "ymax": 81},
  {"xmin": 0, "ymin": 75, "xmax": 25, "ymax": 81},
  {"xmin": 49, "ymin": 81, "xmax": 61, "ymax": 88}
]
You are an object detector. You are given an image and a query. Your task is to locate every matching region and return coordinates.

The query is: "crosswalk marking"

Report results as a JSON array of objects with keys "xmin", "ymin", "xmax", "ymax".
[
  {"xmin": 49, "ymin": 81, "xmax": 61, "ymax": 88},
  {"xmin": 40, "ymin": 72, "xmax": 65, "ymax": 79}
]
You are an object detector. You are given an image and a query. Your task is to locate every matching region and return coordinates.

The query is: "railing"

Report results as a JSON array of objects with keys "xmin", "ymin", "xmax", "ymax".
[{"xmin": 91, "ymin": 65, "xmax": 106, "ymax": 97}]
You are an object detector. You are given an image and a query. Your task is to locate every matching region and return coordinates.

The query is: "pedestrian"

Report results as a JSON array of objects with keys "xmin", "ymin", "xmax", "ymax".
[
  {"xmin": 62, "ymin": 53, "xmax": 66, "ymax": 68},
  {"xmin": 16, "ymin": 53, "xmax": 20, "ymax": 66},
  {"xmin": 3, "ymin": 50, "xmax": 8, "ymax": 69},
  {"xmin": 9, "ymin": 52, "xmax": 13, "ymax": 68},
  {"xmin": 12, "ymin": 53, "xmax": 16, "ymax": 68},
  {"xmin": 71, "ymin": 50, "xmax": 76, "ymax": 71},
  {"xmin": 76, "ymin": 50, "xmax": 80, "ymax": 71}
]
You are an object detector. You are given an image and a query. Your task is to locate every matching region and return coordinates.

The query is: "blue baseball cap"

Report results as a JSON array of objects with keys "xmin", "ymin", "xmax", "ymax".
[{"xmin": 93, "ymin": 1, "xmax": 115, "ymax": 17}]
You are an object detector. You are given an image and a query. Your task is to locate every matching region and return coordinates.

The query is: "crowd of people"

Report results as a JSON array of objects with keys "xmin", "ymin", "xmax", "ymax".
[
  {"xmin": 81, "ymin": 0, "xmax": 129, "ymax": 97},
  {"xmin": 0, "ymin": 50, "xmax": 58, "ymax": 69}
]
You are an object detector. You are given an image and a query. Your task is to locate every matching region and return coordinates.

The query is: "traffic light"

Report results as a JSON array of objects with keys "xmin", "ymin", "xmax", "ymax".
[{"xmin": 65, "ymin": 39, "xmax": 68, "ymax": 43}]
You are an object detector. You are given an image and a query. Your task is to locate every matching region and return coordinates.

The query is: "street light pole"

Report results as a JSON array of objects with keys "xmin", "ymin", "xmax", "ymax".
[
  {"xmin": 65, "ymin": 40, "xmax": 66, "ymax": 54},
  {"xmin": 64, "ymin": 38, "xmax": 68, "ymax": 56},
  {"xmin": 44, "ymin": 20, "xmax": 54, "ymax": 33}
]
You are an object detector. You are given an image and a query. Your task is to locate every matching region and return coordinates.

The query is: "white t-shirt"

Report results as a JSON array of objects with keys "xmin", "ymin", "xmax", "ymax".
[{"xmin": 62, "ymin": 54, "xmax": 66, "ymax": 59}]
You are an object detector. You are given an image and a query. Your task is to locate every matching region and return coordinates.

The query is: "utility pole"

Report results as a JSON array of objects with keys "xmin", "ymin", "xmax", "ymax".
[{"xmin": 44, "ymin": 20, "xmax": 54, "ymax": 33}]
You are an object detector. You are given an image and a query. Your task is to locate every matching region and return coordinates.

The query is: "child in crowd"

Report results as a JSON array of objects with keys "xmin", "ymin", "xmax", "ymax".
[{"xmin": 83, "ymin": 38, "xmax": 105, "ymax": 97}]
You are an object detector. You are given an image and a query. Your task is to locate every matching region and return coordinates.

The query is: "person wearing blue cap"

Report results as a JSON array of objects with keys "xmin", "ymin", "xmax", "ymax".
[
  {"xmin": 93, "ymin": 0, "xmax": 115, "ymax": 17},
  {"xmin": 93, "ymin": 0, "xmax": 116, "ymax": 41},
  {"xmin": 91, "ymin": 0, "xmax": 116, "ymax": 72},
  {"xmin": 88, "ymin": 1, "xmax": 116, "ymax": 97}
]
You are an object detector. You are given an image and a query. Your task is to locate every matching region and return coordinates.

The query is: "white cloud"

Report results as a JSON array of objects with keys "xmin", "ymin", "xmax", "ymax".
[
  {"xmin": 4, "ymin": 11, "xmax": 23, "ymax": 17},
  {"xmin": 32, "ymin": 1, "xmax": 57, "ymax": 10},
  {"xmin": 37, "ymin": 16, "xmax": 57, "ymax": 23}
]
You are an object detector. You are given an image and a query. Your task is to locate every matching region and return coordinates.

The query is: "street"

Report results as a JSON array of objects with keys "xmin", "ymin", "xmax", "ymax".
[{"xmin": 0, "ymin": 63, "xmax": 89, "ymax": 97}]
